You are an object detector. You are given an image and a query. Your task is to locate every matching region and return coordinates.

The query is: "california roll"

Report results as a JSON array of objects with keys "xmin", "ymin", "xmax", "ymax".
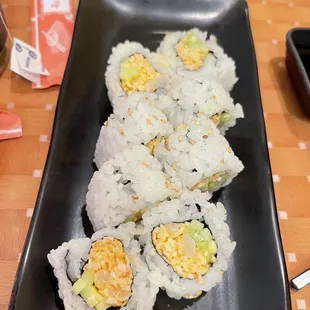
[{"xmin": 140, "ymin": 191, "xmax": 236, "ymax": 299}]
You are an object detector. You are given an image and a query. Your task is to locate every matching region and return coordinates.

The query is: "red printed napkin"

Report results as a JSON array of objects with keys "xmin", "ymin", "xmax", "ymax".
[{"xmin": 31, "ymin": 0, "xmax": 74, "ymax": 89}]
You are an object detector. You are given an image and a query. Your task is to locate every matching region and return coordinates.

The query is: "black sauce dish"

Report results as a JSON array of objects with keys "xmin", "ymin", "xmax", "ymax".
[{"xmin": 286, "ymin": 28, "xmax": 310, "ymax": 116}]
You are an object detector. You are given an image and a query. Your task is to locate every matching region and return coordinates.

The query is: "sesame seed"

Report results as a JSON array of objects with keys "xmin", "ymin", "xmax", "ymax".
[
  {"xmin": 177, "ymin": 123, "xmax": 187, "ymax": 131},
  {"xmin": 165, "ymin": 138, "xmax": 170, "ymax": 150}
]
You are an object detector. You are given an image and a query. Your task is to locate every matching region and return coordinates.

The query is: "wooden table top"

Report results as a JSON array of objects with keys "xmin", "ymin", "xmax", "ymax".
[{"xmin": 0, "ymin": 0, "xmax": 309, "ymax": 309}]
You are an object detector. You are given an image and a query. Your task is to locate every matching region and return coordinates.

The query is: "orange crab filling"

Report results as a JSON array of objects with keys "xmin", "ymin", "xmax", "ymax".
[
  {"xmin": 175, "ymin": 33, "xmax": 209, "ymax": 71},
  {"xmin": 84, "ymin": 238, "xmax": 133, "ymax": 307},
  {"xmin": 120, "ymin": 54, "xmax": 159, "ymax": 94},
  {"xmin": 152, "ymin": 221, "xmax": 217, "ymax": 280},
  {"xmin": 72, "ymin": 238, "xmax": 133, "ymax": 309}
]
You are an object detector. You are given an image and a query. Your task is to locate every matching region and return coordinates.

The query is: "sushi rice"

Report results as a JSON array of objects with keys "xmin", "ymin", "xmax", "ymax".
[
  {"xmin": 164, "ymin": 79, "xmax": 244, "ymax": 134},
  {"xmin": 106, "ymin": 41, "xmax": 171, "ymax": 108},
  {"xmin": 154, "ymin": 118, "xmax": 244, "ymax": 192},
  {"xmin": 47, "ymin": 223, "xmax": 159, "ymax": 310},
  {"xmin": 140, "ymin": 191, "xmax": 236, "ymax": 299},
  {"xmin": 157, "ymin": 28, "xmax": 238, "ymax": 91},
  {"xmin": 87, "ymin": 145, "xmax": 182, "ymax": 231},
  {"xmin": 94, "ymin": 93, "xmax": 173, "ymax": 167}
]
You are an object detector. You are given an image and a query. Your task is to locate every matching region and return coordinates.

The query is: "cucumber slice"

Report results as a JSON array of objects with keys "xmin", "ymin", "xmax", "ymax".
[
  {"xmin": 189, "ymin": 220, "xmax": 204, "ymax": 232},
  {"xmin": 206, "ymin": 254, "xmax": 216, "ymax": 264},
  {"xmin": 201, "ymin": 229, "xmax": 212, "ymax": 241},
  {"xmin": 197, "ymin": 240, "xmax": 209, "ymax": 253},
  {"xmin": 207, "ymin": 240, "xmax": 217, "ymax": 255},
  {"xmin": 192, "ymin": 232, "xmax": 204, "ymax": 243},
  {"xmin": 210, "ymin": 254, "xmax": 217, "ymax": 263},
  {"xmin": 86, "ymin": 295, "xmax": 100, "ymax": 308},
  {"xmin": 122, "ymin": 207, "xmax": 149, "ymax": 224},
  {"xmin": 208, "ymin": 172, "xmax": 228, "ymax": 191},
  {"xmin": 184, "ymin": 34, "xmax": 204, "ymax": 49},
  {"xmin": 82, "ymin": 270, "xmax": 95, "ymax": 285},
  {"xmin": 86, "ymin": 291, "xmax": 104, "ymax": 308},
  {"xmin": 96, "ymin": 300, "xmax": 110, "ymax": 310},
  {"xmin": 80, "ymin": 285, "xmax": 103, "ymax": 307},
  {"xmin": 185, "ymin": 34, "xmax": 200, "ymax": 45},
  {"xmin": 219, "ymin": 112, "xmax": 230, "ymax": 124},
  {"xmin": 183, "ymin": 33, "xmax": 209, "ymax": 55},
  {"xmin": 208, "ymin": 180, "xmax": 220, "ymax": 191},
  {"xmin": 72, "ymin": 278, "xmax": 88, "ymax": 295},
  {"xmin": 120, "ymin": 59, "xmax": 139, "ymax": 82},
  {"xmin": 80, "ymin": 285, "xmax": 97, "ymax": 300}
]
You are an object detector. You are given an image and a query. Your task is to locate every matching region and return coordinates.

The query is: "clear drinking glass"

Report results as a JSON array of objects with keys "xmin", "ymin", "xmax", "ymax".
[{"xmin": 0, "ymin": 3, "xmax": 8, "ymax": 76}]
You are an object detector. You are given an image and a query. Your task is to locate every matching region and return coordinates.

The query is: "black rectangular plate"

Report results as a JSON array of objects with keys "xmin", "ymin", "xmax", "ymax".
[
  {"xmin": 286, "ymin": 28, "xmax": 310, "ymax": 116},
  {"xmin": 9, "ymin": 0, "xmax": 291, "ymax": 309}
]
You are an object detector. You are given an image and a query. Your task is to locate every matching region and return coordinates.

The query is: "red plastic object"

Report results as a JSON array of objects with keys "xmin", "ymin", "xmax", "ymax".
[
  {"xmin": 0, "ymin": 111, "xmax": 23, "ymax": 141},
  {"xmin": 31, "ymin": 0, "xmax": 74, "ymax": 89}
]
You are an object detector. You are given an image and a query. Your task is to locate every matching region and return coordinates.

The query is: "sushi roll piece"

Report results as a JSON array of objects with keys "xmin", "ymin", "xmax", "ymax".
[
  {"xmin": 153, "ymin": 119, "xmax": 244, "ymax": 193},
  {"xmin": 94, "ymin": 93, "xmax": 173, "ymax": 167},
  {"xmin": 87, "ymin": 145, "xmax": 182, "ymax": 230},
  {"xmin": 165, "ymin": 79, "xmax": 244, "ymax": 134},
  {"xmin": 157, "ymin": 28, "xmax": 238, "ymax": 91},
  {"xmin": 140, "ymin": 191, "xmax": 236, "ymax": 300},
  {"xmin": 47, "ymin": 223, "xmax": 159, "ymax": 310},
  {"xmin": 106, "ymin": 41, "xmax": 171, "ymax": 107}
]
